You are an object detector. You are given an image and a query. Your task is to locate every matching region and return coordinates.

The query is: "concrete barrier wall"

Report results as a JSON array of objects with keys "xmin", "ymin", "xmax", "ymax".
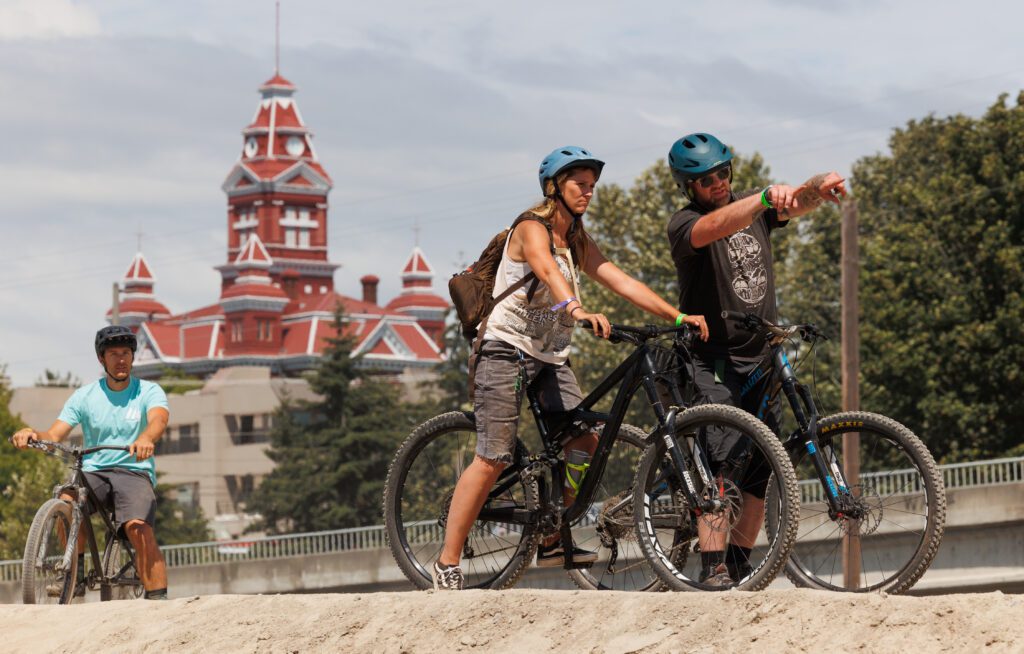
[{"xmin": 4, "ymin": 482, "xmax": 1022, "ymax": 602}]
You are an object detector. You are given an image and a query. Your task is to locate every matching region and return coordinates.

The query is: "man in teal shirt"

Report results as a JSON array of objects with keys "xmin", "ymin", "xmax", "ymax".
[{"xmin": 11, "ymin": 326, "xmax": 171, "ymax": 599}]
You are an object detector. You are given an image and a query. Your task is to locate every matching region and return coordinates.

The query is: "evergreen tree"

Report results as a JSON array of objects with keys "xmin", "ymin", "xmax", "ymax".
[{"xmin": 249, "ymin": 307, "xmax": 416, "ymax": 533}]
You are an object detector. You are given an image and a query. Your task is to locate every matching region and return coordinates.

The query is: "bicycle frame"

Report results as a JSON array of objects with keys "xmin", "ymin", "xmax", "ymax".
[
  {"xmin": 739, "ymin": 322, "xmax": 861, "ymax": 520},
  {"xmin": 40, "ymin": 442, "xmax": 141, "ymax": 592},
  {"xmin": 478, "ymin": 325, "xmax": 719, "ymax": 568}
]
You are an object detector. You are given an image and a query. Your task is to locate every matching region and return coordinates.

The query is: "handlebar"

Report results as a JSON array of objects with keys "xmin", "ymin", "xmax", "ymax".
[
  {"xmin": 7, "ymin": 436, "xmax": 130, "ymax": 457},
  {"xmin": 721, "ymin": 311, "xmax": 827, "ymax": 344},
  {"xmin": 577, "ymin": 320, "xmax": 700, "ymax": 345}
]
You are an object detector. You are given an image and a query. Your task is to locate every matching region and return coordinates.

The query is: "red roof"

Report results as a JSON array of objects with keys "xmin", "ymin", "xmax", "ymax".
[
  {"xmin": 273, "ymin": 103, "xmax": 303, "ymax": 129},
  {"xmin": 182, "ymin": 323, "xmax": 219, "ymax": 358},
  {"xmin": 143, "ymin": 323, "xmax": 181, "ymax": 358},
  {"xmin": 107, "ymin": 298, "xmax": 171, "ymax": 318},
  {"xmin": 123, "ymin": 253, "xmax": 155, "ymax": 284},
  {"xmin": 234, "ymin": 234, "xmax": 272, "ymax": 266},
  {"xmin": 402, "ymin": 247, "xmax": 434, "ymax": 275},
  {"xmin": 386, "ymin": 293, "xmax": 449, "ymax": 311},
  {"xmin": 391, "ymin": 323, "xmax": 442, "ymax": 360},
  {"xmin": 260, "ymin": 74, "xmax": 296, "ymax": 89},
  {"xmin": 237, "ymin": 160, "xmax": 331, "ymax": 185},
  {"xmin": 221, "ymin": 282, "xmax": 289, "ymax": 301}
]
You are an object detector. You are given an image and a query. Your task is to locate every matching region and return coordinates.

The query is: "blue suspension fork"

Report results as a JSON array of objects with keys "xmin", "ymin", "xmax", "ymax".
[{"xmin": 769, "ymin": 344, "xmax": 852, "ymax": 517}]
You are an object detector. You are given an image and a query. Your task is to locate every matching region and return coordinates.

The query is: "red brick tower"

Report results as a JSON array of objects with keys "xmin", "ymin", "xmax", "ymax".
[{"xmin": 219, "ymin": 74, "xmax": 338, "ymax": 301}]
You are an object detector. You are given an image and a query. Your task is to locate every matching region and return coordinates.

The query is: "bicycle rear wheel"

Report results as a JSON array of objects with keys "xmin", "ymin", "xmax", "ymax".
[
  {"xmin": 779, "ymin": 411, "xmax": 946, "ymax": 594},
  {"xmin": 22, "ymin": 499, "xmax": 78, "ymax": 605},
  {"xmin": 383, "ymin": 411, "xmax": 540, "ymax": 590},
  {"xmin": 633, "ymin": 404, "xmax": 800, "ymax": 591},
  {"xmin": 568, "ymin": 424, "xmax": 675, "ymax": 591},
  {"xmin": 100, "ymin": 537, "xmax": 144, "ymax": 601}
]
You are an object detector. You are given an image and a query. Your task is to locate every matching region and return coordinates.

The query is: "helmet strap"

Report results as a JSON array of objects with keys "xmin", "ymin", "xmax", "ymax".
[{"xmin": 552, "ymin": 182, "xmax": 584, "ymax": 221}]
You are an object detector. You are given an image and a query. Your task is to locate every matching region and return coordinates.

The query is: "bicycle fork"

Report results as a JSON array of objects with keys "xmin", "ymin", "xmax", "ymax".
[
  {"xmin": 641, "ymin": 369, "xmax": 719, "ymax": 514},
  {"xmin": 773, "ymin": 346, "xmax": 859, "ymax": 520}
]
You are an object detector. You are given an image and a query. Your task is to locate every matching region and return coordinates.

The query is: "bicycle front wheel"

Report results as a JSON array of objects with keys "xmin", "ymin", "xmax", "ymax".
[
  {"xmin": 633, "ymin": 404, "xmax": 800, "ymax": 591},
  {"xmin": 780, "ymin": 411, "xmax": 946, "ymax": 594},
  {"xmin": 383, "ymin": 411, "xmax": 540, "ymax": 590},
  {"xmin": 22, "ymin": 499, "xmax": 78, "ymax": 605},
  {"xmin": 568, "ymin": 424, "xmax": 672, "ymax": 592}
]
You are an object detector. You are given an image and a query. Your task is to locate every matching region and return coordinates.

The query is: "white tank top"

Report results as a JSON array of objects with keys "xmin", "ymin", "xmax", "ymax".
[{"xmin": 483, "ymin": 228, "xmax": 581, "ymax": 364}]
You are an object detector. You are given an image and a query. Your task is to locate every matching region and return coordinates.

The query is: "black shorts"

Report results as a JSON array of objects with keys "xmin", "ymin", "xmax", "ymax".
[
  {"xmin": 83, "ymin": 469, "xmax": 157, "ymax": 531},
  {"xmin": 689, "ymin": 353, "xmax": 782, "ymax": 499}
]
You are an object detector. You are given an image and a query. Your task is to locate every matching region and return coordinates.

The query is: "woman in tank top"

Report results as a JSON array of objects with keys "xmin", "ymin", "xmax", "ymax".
[{"xmin": 431, "ymin": 146, "xmax": 709, "ymax": 590}]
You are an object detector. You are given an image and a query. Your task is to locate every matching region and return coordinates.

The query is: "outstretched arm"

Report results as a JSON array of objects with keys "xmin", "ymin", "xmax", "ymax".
[
  {"xmin": 776, "ymin": 172, "xmax": 847, "ymax": 220},
  {"xmin": 689, "ymin": 172, "xmax": 847, "ymax": 247}
]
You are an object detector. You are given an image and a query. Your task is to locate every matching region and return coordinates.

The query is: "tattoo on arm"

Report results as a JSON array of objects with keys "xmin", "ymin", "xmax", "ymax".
[{"xmin": 793, "ymin": 173, "xmax": 829, "ymax": 210}]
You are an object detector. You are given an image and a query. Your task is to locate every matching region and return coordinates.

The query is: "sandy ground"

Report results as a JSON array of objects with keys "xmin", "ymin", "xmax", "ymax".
[{"xmin": 1, "ymin": 589, "xmax": 1022, "ymax": 653}]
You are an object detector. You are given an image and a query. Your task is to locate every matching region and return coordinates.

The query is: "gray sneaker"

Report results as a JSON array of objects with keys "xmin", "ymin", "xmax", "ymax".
[
  {"xmin": 432, "ymin": 561, "xmax": 464, "ymax": 590},
  {"xmin": 699, "ymin": 563, "xmax": 734, "ymax": 588}
]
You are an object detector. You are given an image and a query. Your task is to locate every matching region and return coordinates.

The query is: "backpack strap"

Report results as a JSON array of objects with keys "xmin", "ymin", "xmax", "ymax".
[
  {"xmin": 466, "ymin": 271, "xmax": 535, "ymax": 402},
  {"xmin": 467, "ymin": 213, "xmax": 554, "ymax": 401}
]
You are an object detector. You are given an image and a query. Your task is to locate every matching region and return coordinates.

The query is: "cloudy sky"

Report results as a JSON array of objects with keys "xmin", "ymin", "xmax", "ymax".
[{"xmin": 2, "ymin": 0, "xmax": 1022, "ymax": 387}]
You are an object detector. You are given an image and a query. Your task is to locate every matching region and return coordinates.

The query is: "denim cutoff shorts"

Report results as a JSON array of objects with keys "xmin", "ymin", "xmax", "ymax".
[{"xmin": 472, "ymin": 339, "xmax": 582, "ymax": 463}]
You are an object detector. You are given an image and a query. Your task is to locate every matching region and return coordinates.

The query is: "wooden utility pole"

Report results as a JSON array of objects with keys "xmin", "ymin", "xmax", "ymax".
[
  {"xmin": 111, "ymin": 283, "xmax": 121, "ymax": 326},
  {"xmin": 841, "ymin": 197, "xmax": 861, "ymax": 589}
]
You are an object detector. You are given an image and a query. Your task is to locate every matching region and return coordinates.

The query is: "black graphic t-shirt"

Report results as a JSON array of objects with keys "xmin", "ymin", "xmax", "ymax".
[{"xmin": 667, "ymin": 190, "xmax": 788, "ymax": 361}]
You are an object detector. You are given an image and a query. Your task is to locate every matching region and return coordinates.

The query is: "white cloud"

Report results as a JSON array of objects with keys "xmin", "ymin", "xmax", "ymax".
[{"xmin": 0, "ymin": 0, "xmax": 101, "ymax": 40}]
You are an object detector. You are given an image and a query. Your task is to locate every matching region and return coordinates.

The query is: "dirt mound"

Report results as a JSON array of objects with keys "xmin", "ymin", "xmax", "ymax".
[{"xmin": 2, "ymin": 589, "xmax": 1022, "ymax": 653}]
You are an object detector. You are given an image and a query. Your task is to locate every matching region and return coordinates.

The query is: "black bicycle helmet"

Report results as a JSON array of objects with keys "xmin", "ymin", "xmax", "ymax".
[
  {"xmin": 95, "ymin": 325, "xmax": 137, "ymax": 357},
  {"xmin": 667, "ymin": 132, "xmax": 733, "ymax": 188}
]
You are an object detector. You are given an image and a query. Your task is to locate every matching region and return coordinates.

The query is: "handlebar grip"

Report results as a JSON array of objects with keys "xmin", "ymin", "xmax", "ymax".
[{"xmin": 721, "ymin": 310, "xmax": 749, "ymax": 321}]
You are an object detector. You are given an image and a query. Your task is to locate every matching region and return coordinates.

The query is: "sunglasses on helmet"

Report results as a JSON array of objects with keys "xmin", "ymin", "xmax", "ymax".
[{"xmin": 692, "ymin": 165, "xmax": 731, "ymax": 189}]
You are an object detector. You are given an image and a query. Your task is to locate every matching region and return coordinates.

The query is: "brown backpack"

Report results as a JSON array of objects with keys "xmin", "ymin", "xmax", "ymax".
[{"xmin": 448, "ymin": 213, "xmax": 553, "ymax": 341}]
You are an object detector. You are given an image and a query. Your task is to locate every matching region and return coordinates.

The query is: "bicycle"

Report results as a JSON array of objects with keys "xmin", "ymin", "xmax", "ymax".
[
  {"xmin": 16, "ymin": 438, "xmax": 145, "ymax": 604},
  {"xmin": 383, "ymin": 322, "xmax": 800, "ymax": 591},
  {"xmin": 722, "ymin": 310, "xmax": 946, "ymax": 593}
]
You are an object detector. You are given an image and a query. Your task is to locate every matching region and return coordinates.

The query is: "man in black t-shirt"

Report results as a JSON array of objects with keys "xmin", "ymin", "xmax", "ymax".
[{"xmin": 665, "ymin": 132, "xmax": 846, "ymax": 585}]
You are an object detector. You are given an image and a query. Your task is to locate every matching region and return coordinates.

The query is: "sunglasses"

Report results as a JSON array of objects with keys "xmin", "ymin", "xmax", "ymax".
[{"xmin": 692, "ymin": 166, "xmax": 731, "ymax": 189}]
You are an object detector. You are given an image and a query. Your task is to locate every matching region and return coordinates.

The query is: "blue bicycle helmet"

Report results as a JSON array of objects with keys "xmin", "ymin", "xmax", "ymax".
[
  {"xmin": 95, "ymin": 325, "xmax": 137, "ymax": 357},
  {"xmin": 538, "ymin": 146, "xmax": 605, "ymax": 196},
  {"xmin": 667, "ymin": 133, "xmax": 733, "ymax": 188}
]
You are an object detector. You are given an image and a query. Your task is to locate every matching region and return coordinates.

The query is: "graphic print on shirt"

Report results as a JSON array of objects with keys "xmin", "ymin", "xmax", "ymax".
[
  {"xmin": 726, "ymin": 230, "xmax": 767, "ymax": 305},
  {"xmin": 498, "ymin": 254, "xmax": 575, "ymax": 355}
]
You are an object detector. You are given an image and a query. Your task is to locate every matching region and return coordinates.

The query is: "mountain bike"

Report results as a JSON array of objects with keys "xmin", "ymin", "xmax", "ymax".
[
  {"xmin": 722, "ymin": 310, "xmax": 946, "ymax": 593},
  {"xmin": 16, "ymin": 438, "xmax": 145, "ymax": 604},
  {"xmin": 383, "ymin": 322, "xmax": 800, "ymax": 591}
]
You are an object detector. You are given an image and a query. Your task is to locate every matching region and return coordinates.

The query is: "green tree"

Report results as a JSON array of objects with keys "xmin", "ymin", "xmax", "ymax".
[
  {"xmin": 0, "ymin": 366, "xmax": 65, "ymax": 558},
  {"xmin": 248, "ymin": 307, "xmax": 419, "ymax": 532},
  {"xmin": 34, "ymin": 369, "xmax": 81, "ymax": 388},
  {"xmin": 154, "ymin": 478, "xmax": 212, "ymax": 544},
  {"xmin": 155, "ymin": 367, "xmax": 205, "ymax": 395},
  {"xmin": 850, "ymin": 92, "xmax": 1024, "ymax": 461}
]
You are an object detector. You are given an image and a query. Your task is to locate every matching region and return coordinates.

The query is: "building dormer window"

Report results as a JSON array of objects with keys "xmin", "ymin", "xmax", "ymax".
[{"xmin": 280, "ymin": 206, "xmax": 318, "ymax": 249}]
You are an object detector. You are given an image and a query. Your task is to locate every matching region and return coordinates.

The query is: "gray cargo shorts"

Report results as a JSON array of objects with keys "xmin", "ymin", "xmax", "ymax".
[
  {"xmin": 83, "ymin": 469, "xmax": 157, "ymax": 532},
  {"xmin": 473, "ymin": 339, "xmax": 583, "ymax": 464}
]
